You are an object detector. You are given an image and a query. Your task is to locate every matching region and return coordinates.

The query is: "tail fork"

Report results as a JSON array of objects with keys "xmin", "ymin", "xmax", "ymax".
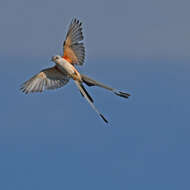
[{"xmin": 74, "ymin": 80, "xmax": 108, "ymax": 124}]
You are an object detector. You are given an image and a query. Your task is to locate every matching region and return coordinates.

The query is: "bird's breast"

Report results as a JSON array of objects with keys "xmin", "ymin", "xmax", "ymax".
[
  {"xmin": 56, "ymin": 58, "xmax": 81, "ymax": 81},
  {"xmin": 56, "ymin": 59, "xmax": 75, "ymax": 75}
]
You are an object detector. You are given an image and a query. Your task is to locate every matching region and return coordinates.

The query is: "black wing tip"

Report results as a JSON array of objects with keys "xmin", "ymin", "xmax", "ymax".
[
  {"xmin": 72, "ymin": 18, "xmax": 82, "ymax": 25},
  {"xmin": 100, "ymin": 114, "xmax": 108, "ymax": 123},
  {"xmin": 115, "ymin": 91, "xmax": 131, "ymax": 99},
  {"xmin": 20, "ymin": 86, "xmax": 29, "ymax": 94},
  {"xmin": 20, "ymin": 85, "xmax": 27, "ymax": 94}
]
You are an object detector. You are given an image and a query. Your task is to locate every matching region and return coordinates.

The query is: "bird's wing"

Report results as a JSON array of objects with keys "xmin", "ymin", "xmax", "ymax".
[
  {"xmin": 20, "ymin": 66, "xmax": 70, "ymax": 94},
  {"xmin": 63, "ymin": 18, "xmax": 85, "ymax": 66}
]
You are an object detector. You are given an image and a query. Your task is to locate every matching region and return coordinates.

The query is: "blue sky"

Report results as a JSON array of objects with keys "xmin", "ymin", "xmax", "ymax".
[{"xmin": 0, "ymin": 0, "xmax": 190, "ymax": 189}]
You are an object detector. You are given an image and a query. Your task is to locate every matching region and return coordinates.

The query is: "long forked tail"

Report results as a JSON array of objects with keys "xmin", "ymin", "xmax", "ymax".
[
  {"xmin": 81, "ymin": 74, "xmax": 131, "ymax": 98},
  {"xmin": 74, "ymin": 80, "xmax": 108, "ymax": 123}
]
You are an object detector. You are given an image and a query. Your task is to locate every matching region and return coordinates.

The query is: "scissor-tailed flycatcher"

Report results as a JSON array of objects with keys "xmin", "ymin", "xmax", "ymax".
[{"xmin": 20, "ymin": 19, "xmax": 130, "ymax": 123}]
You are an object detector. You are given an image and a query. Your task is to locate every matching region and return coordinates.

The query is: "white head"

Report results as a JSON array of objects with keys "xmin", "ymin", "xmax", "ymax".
[{"xmin": 51, "ymin": 55, "xmax": 63, "ymax": 63}]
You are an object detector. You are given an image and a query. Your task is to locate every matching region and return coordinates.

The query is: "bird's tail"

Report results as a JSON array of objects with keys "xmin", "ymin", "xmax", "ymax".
[
  {"xmin": 74, "ymin": 80, "xmax": 108, "ymax": 123},
  {"xmin": 81, "ymin": 74, "xmax": 131, "ymax": 98}
]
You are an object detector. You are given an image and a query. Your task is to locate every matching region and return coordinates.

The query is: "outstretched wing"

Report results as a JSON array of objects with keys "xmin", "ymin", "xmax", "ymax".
[
  {"xmin": 63, "ymin": 18, "xmax": 85, "ymax": 65},
  {"xmin": 20, "ymin": 66, "xmax": 70, "ymax": 94}
]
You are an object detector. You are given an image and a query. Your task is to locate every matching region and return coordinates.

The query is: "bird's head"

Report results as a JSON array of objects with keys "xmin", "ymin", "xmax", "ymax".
[{"xmin": 51, "ymin": 55, "xmax": 62, "ymax": 63}]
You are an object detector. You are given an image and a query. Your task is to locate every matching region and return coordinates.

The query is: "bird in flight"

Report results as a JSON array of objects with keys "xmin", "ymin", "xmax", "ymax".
[{"xmin": 20, "ymin": 19, "xmax": 130, "ymax": 123}]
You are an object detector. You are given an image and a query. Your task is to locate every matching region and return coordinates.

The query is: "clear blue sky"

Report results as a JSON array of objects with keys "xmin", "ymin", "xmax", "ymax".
[{"xmin": 0, "ymin": 0, "xmax": 190, "ymax": 189}]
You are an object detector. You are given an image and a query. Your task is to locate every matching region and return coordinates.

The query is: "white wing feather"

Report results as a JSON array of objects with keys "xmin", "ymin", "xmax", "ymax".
[{"xmin": 20, "ymin": 66, "xmax": 70, "ymax": 94}]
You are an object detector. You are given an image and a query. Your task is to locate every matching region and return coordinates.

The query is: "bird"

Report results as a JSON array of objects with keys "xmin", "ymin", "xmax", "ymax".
[{"xmin": 20, "ymin": 18, "xmax": 131, "ymax": 123}]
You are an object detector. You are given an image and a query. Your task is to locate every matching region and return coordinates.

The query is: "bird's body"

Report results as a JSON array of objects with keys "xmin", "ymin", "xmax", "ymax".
[
  {"xmin": 53, "ymin": 55, "xmax": 82, "ymax": 81},
  {"xmin": 21, "ymin": 19, "xmax": 131, "ymax": 123}
]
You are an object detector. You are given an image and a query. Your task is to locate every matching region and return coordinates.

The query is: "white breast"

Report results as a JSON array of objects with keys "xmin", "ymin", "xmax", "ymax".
[{"xmin": 56, "ymin": 58, "xmax": 75, "ymax": 75}]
